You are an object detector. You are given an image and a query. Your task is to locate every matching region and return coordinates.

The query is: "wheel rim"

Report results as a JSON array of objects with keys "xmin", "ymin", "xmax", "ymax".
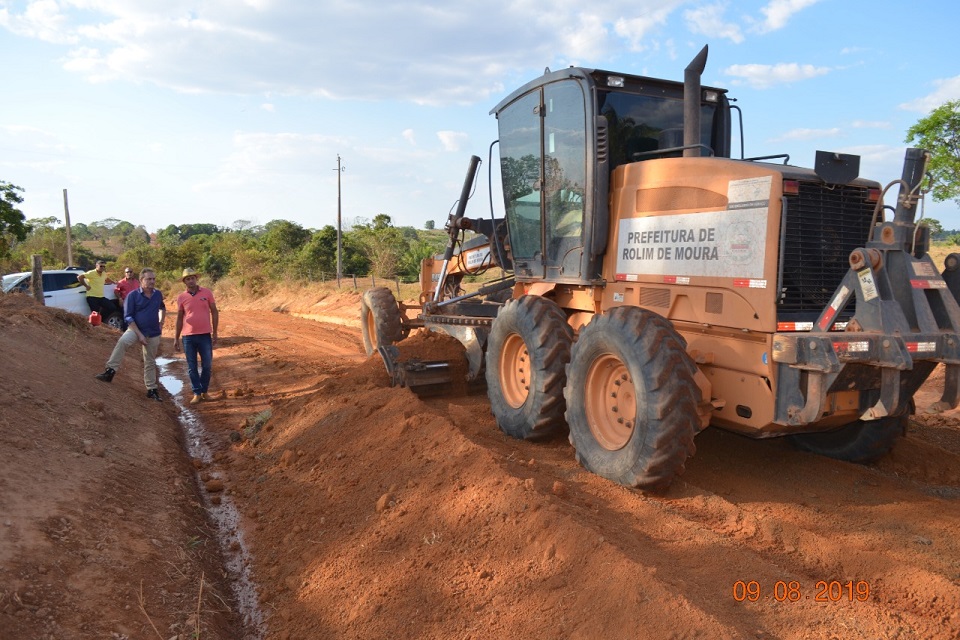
[
  {"xmin": 584, "ymin": 353, "xmax": 636, "ymax": 450},
  {"xmin": 364, "ymin": 308, "xmax": 377, "ymax": 347},
  {"xmin": 499, "ymin": 333, "xmax": 530, "ymax": 408}
]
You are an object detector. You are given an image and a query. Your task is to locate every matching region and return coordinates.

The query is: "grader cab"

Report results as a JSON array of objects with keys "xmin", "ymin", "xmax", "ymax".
[{"xmin": 361, "ymin": 45, "xmax": 960, "ymax": 490}]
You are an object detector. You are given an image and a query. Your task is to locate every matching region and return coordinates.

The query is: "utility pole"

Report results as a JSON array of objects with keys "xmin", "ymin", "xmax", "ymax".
[
  {"xmin": 63, "ymin": 189, "xmax": 73, "ymax": 267},
  {"xmin": 333, "ymin": 154, "xmax": 345, "ymax": 286}
]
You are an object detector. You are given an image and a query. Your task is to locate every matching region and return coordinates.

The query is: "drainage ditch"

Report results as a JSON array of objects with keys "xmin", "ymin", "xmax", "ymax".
[{"xmin": 157, "ymin": 357, "xmax": 265, "ymax": 639}]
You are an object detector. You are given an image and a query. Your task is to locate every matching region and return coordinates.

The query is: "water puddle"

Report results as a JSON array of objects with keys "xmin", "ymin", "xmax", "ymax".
[{"xmin": 157, "ymin": 357, "xmax": 265, "ymax": 639}]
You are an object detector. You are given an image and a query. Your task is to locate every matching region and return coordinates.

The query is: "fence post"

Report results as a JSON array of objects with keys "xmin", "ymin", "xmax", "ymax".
[
  {"xmin": 353, "ymin": 274, "xmax": 358, "ymax": 290},
  {"xmin": 31, "ymin": 255, "xmax": 43, "ymax": 305},
  {"xmin": 395, "ymin": 278, "xmax": 401, "ymax": 297}
]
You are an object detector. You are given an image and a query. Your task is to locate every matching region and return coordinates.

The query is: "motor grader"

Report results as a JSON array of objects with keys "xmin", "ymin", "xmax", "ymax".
[{"xmin": 361, "ymin": 45, "xmax": 960, "ymax": 491}]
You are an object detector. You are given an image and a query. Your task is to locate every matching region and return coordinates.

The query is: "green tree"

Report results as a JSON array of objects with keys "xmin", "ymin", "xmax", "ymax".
[
  {"xmin": 295, "ymin": 225, "xmax": 339, "ymax": 276},
  {"xmin": 71, "ymin": 222, "xmax": 93, "ymax": 240},
  {"xmin": 921, "ymin": 217, "xmax": 944, "ymax": 237},
  {"xmin": 0, "ymin": 181, "xmax": 31, "ymax": 260},
  {"xmin": 14, "ymin": 225, "xmax": 70, "ymax": 267},
  {"xmin": 398, "ymin": 238, "xmax": 443, "ymax": 278},
  {"xmin": 157, "ymin": 224, "xmax": 184, "ymax": 246},
  {"xmin": 179, "ymin": 223, "xmax": 221, "ymax": 239},
  {"xmin": 906, "ymin": 100, "xmax": 960, "ymax": 203},
  {"xmin": 372, "ymin": 213, "xmax": 393, "ymax": 230},
  {"xmin": 352, "ymin": 214, "xmax": 407, "ymax": 278},
  {"xmin": 262, "ymin": 220, "xmax": 311, "ymax": 258},
  {"xmin": 424, "ymin": 219, "xmax": 435, "ymax": 230},
  {"xmin": 92, "ymin": 217, "xmax": 122, "ymax": 231}
]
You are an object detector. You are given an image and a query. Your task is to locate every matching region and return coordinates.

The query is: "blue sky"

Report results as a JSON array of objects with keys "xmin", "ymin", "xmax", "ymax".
[{"xmin": 2, "ymin": 0, "xmax": 959, "ymax": 234}]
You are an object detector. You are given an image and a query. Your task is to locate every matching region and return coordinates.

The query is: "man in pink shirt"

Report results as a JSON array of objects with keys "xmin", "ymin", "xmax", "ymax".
[{"xmin": 173, "ymin": 268, "xmax": 219, "ymax": 404}]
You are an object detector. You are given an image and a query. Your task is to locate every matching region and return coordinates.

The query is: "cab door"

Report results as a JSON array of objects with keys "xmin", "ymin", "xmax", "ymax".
[
  {"xmin": 542, "ymin": 80, "xmax": 586, "ymax": 280},
  {"xmin": 497, "ymin": 90, "xmax": 545, "ymax": 279},
  {"xmin": 497, "ymin": 80, "xmax": 588, "ymax": 282}
]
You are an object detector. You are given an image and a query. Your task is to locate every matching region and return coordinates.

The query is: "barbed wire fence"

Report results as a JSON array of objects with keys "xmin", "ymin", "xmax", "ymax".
[{"xmin": 290, "ymin": 269, "xmax": 412, "ymax": 297}]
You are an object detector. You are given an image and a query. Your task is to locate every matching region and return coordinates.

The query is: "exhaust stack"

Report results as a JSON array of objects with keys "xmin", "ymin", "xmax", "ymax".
[
  {"xmin": 684, "ymin": 45, "xmax": 708, "ymax": 158},
  {"xmin": 893, "ymin": 147, "xmax": 930, "ymax": 225}
]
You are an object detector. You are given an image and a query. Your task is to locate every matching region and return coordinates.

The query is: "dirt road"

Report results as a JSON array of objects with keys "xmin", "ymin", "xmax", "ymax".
[{"xmin": 2, "ymin": 289, "xmax": 960, "ymax": 639}]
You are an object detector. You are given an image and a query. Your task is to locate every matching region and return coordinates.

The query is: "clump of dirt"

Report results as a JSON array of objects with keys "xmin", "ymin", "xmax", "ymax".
[{"xmin": 0, "ymin": 291, "xmax": 90, "ymax": 330}]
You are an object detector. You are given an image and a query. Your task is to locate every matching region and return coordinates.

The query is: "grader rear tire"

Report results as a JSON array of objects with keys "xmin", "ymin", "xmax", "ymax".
[
  {"xmin": 485, "ymin": 296, "xmax": 573, "ymax": 440},
  {"xmin": 788, "ymin": 414, "xmax": 907, "ymax": 463},
  {"xmin": 361, "ymin": 287, "xmax": 403, "ymax": 356},
  {"xmin": 564, "ymin": 306, "xmax": 699, "ymax": 491}
]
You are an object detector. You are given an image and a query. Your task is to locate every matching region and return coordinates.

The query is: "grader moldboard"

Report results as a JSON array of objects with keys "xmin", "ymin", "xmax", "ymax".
[{"xmin": 361, "ymin": 45, "xmax": 960, "ymax": 491}]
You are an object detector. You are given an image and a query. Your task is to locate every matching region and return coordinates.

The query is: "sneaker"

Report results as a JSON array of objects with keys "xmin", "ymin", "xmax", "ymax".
[
  {"xmin": 146, "ymin": 388, "xmax": 162, "ymax": 402},
  {"xmin": 95, "ymin": 368, "xmax": 115, "ymax": 383},
  {"xmin": 190, "ymin": 394, "xmax": 202, "ymax": 404}
]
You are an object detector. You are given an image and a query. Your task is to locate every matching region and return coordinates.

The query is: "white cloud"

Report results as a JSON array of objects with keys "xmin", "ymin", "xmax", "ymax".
[
  {"xmin": 851, "ymin": 120, "xmax": 891, "ymax": 130},
  {"xmin": 196, "ymin": 131, "xmax": 341, "ymax": 191},
  {"xmin": 2, "ymin": 124, "xmax": 56, "ymax": 138},
  {"xmin": 560, "ymin": 13, "xmax": 610, "ymax": 60},
  {"xmin": 769, "ymin": 127, "xmax": 841, "ymax": 142},
  {"xmin": 899, "ymin": 76, "xmax": 960, "ymax": 113},
  {"xmin": 260, "ymin": 103, "xmax": 275, "ymax": 112},
  {"xmin": 402, "ymin": 129, "xmax": 416, "ymax": 146},
  {"xmin": 684, "ymin": 4, "xmax": 743, "ymax": 44},
  {"xmin": 753, "ymin": 0, "xmax": 820, "ymax": 33},
  {"xmin": 0, "ymin": 0, "xmax": 76, "ymax": 44},
  {"xmin": 723, "ymin": 62, "xmax": 830, "ymax": 89},
  {"xmin": 61, "ymin": 46, "xmax": 119, "ymax": 83},
  {"xmin": 0, "ymin": 1, "xmax": 699, "ymax": 107},
  {"xmin": 614, "ymin": 2, "xmax": 684, "ymax": 52},
  {"xmin": 436, "ymin": 131, "xmax": 468, "ymax": 152}
]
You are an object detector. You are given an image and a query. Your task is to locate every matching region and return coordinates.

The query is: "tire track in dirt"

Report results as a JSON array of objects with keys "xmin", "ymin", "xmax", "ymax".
[{"xmin": 202, "ymin": 308, "xmax": 960, "ymax": 639}]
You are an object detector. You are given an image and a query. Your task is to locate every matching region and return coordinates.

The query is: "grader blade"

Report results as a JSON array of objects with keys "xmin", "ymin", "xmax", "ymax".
[{"xmin": 378, "ymin": 345, "xmax": 455, "ymax": 396}]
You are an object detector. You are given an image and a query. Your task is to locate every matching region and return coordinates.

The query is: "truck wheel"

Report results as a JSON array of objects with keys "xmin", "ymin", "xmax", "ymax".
[
  {"xmin": 788, "ymin": 414, "xmax": 907, "ymax": 463},
  {"xmin": 104, "ymin": 311, "xmax": 124, "ymax": 330},
  {"xmin": 361, "ymin": 287, "xmax": 403, "ymax": 356},
  {"xmin": 485, "ymin": 296, "xmax": 573, "ymax": 440},
  {"xmin": 564, "ymin": 306, "xmax": 699, "ymax": 491}
]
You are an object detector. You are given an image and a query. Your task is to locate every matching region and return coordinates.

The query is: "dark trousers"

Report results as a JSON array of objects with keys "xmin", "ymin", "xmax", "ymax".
[
  {"xmin": 182, "ymin": 334, "xmax": 213, "ymax": 394},
  {"xmin": 86, "ymin": 295, "xmax": 107, "ymax": 316}
]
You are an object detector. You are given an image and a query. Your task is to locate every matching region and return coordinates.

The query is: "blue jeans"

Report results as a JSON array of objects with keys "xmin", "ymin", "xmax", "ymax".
[{"xmin": 182, "ymin": 334, "xmax": 213, "ymax": 394}]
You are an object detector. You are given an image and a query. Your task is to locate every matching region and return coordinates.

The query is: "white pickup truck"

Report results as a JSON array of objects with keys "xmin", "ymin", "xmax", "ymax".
[{"xmin": 1, "ymin": 267, "xmax": 123, "ymax": 329}]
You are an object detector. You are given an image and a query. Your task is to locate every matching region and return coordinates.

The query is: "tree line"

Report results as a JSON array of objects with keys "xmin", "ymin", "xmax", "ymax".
[{"xmin": 1, "ymin": 196, "xmax": 448, "ymax": 288}]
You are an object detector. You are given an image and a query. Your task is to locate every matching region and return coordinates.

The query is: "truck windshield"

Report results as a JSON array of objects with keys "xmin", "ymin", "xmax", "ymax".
[
  {"xmin": 2, "ymin": 274, "xmax": 27, "ymax": 293},
  {"xmin": 598, "ymin": 90, "xmax": 721, "ymax": 174}
]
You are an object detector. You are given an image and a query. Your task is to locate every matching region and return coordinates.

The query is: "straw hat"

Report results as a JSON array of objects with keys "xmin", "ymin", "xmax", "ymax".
[{"xmin": 181, "ymin": 268, "xmax": 200, "ymax": 282}]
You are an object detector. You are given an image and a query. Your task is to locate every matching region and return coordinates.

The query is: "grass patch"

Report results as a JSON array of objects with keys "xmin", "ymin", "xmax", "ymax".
[{"xmin": 243, "ymin": 409, "xmax": 272, "ymax": 440}]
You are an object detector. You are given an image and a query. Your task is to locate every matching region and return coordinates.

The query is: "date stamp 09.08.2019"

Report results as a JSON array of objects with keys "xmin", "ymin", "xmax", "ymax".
[{"xmin": 732, "ymin": 580, "xmax": 871, "ymax": 603}]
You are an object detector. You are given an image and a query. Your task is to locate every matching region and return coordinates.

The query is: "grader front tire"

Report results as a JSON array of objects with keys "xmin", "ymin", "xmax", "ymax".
[
  {"xmin": 788, "ymin": 414, "xmax": 908, "ymax": 463},
  {"xmin": 360, "ymin": 287, "xmax": 403, "ymax": 356},
  {"xmin": 485, "ymin": 296, "xmax": 573, "ymax": 440},
  {"xmin": 564, "ymin": 306, "xmax": 700, "ymax": 491}
]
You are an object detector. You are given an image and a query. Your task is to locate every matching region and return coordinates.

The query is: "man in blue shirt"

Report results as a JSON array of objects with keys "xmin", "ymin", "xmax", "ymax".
[{"xmin": 94, "ymin": 268, "xmax": 167, "ymax": 401}]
